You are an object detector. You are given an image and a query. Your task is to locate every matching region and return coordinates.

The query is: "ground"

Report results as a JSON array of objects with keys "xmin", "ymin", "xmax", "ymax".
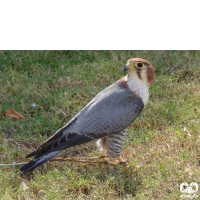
[{"xmin": 0, "ymin": 50, "xmax": 200, "ymax": 199}]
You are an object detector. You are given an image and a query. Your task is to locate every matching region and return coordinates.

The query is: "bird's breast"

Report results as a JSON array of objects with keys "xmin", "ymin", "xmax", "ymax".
[{"xmin": 127, "ymin": 79, "xmax": 149, "ymax": 106}]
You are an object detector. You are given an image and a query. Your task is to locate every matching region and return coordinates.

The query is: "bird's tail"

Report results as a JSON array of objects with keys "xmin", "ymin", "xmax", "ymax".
[{"xmin": 20, "ymin": 150, "xmax": 61, "ymax": 174}]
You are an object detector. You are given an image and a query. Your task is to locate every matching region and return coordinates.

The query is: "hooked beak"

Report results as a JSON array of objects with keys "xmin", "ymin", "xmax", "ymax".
[{"xmin": 124, "ymin": 65, "xmax": 129, "ymax": 72}]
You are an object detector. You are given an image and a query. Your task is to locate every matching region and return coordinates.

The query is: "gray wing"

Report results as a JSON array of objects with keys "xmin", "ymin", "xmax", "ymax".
[
  {"xmin": 25, "ymin": 80, "xmax": 144, "ymax": 158},
  {"xmin": 66, "ymin": 81, "xmax": 144, "ymax": 137}
]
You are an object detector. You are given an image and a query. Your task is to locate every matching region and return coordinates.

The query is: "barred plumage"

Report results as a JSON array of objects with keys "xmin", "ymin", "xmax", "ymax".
[{"xmin": 97, "ymin": 129, "xmax": 127, "ymax": 159}]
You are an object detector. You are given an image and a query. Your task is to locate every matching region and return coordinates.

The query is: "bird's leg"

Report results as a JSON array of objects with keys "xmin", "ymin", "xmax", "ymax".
[
  {"xmin": 85, "ymin": 130, "xmax": 128, "ymax": 165},
  {"xmin": 108, "ymin": 156, "xmax": 127, "ymax": 165}
]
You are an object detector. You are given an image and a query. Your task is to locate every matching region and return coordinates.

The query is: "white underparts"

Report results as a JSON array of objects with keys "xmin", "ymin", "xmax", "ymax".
[
  {"xmin": 126, "ymin": 73, "xmax": 149, "ymax": 106},
  {"xmin": 96, "ymin": 139, "xmax": 106, "ymax": 152}
]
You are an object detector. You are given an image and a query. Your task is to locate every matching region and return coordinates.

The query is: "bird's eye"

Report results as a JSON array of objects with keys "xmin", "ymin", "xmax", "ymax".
[{"xmin": 135, "ymin": 62, "xmax": 144, "ymax": 69}]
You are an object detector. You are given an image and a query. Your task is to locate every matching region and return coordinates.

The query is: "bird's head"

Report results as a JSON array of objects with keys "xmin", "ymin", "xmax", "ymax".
[{"xmin": 124, "ymin": 58, "xmax": 155, "ymax": 86}]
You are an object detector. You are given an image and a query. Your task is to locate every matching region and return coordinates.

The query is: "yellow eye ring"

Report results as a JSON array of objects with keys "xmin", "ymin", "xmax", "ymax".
[{"xmin": 135, "ymin": 62, "xmax": 144, "ymax": 69}]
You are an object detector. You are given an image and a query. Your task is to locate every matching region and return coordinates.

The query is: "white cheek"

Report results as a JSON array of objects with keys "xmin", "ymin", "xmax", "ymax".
[
  {"xmin": 124, "ymin": 75, "xmax": 128, "ymax": 81},
  {"xmin": 140, "ymin": 69, "xmax": 148, "ymax": 85},
  {"xmin": 127, "ymin": 71, "xmax": 149, "ymax": 106}
]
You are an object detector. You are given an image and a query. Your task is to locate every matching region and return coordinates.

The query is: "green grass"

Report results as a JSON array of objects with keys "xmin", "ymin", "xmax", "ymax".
[{"xmin": 0, "ymin": 50, "xmax": 200, "ymax": 199}]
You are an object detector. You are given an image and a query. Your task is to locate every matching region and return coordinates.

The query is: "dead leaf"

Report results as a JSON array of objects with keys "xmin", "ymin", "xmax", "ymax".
[{"xmin": 0, "ymin": 109, "xmax": 25, "ymax": 119}]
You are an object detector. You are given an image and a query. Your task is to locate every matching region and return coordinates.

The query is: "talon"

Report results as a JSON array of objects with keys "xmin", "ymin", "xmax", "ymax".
[{"xmin": 108, "ymin": 156, "xmax": 127, "ymax": 165}]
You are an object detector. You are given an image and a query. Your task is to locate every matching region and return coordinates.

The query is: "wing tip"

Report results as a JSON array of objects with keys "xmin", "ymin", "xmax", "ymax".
[{"xmin": 25, "ymin": 151, "xmax": 37, "ymax": 158}]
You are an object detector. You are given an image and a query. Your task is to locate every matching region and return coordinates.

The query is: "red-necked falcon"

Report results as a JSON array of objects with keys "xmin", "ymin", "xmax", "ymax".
[{"xmin": 20, "ymin": 58, "xmax": 155, "ymax": 174}]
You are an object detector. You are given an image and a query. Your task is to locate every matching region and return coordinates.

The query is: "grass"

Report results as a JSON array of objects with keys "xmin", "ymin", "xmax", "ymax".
[{"xmin": 0, "ymin": 50, "xmax": 200, "ymax": 199}]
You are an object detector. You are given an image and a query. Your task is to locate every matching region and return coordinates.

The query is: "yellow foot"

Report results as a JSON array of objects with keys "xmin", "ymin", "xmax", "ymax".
[{"xmin": 108, "ymin": 156, "xmax": 128, "ymax": 165}]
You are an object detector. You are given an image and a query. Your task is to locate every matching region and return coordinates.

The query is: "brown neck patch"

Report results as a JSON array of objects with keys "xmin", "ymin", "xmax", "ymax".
[
  {"xmin": 119, "ymin": 76, "xmax": 128, "ymax": 88},
  {"xmin": 137, "ymin": 70, "xmax": 142, "ymax": 80},
  {"xmin": 147, "ymin": 66, "xmax": 155, "ymax": 86}
]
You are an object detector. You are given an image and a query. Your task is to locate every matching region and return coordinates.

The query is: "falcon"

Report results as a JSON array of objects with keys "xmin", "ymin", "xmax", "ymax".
[{"xmin": 20, "ymin": 58, "xmax": 155, "ymax": 174}]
